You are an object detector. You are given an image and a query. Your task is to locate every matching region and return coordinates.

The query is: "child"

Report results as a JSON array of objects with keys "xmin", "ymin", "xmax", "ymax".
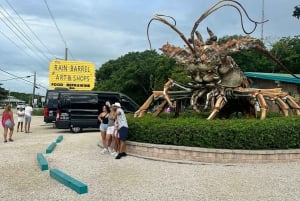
[{"xmin": 17, "ymin": 107, "xmax": 25, "ymax": 132}]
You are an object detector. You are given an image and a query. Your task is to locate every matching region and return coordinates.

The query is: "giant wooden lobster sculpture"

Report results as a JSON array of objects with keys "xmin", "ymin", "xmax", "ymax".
[{"xmin": 135, "ymin": 0, "xmax": 300, "ymax": 120}]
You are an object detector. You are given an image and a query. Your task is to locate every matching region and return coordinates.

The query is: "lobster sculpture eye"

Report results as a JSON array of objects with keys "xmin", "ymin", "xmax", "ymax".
[{"xmin": 134, "ymin": 0, "xmax": 300, "ymax": 120}]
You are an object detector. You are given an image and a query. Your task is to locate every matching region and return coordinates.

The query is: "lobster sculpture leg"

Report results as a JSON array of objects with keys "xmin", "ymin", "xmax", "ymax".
[
  {"xmin": 134, "ymin": 79, "xmax": 174, "ymax": 118},
  {"xmin": 134, "ymin": 79, "xmax": 193, "ymax": 117}
]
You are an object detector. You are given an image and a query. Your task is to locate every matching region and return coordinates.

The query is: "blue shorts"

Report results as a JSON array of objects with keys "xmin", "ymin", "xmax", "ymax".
[
  {"xmin": 25, "ymin": 115, "xmax": 31, "ymax": 123},
  {"xmin": 118, "ymin": 127, "xmax": 128, "ymax": 141},
  {"xmin": 5, "ymin": 120, "xmax": 13, "ymax": 128},
  {"xmin": 99, "ymin": 123, "xmax": 108, "ymax": 132}
]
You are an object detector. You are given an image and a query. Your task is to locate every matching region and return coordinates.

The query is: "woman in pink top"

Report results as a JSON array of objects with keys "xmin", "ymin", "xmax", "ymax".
[{"xmin": 2, "ymin": 105, "xmax": 15, "ymax": 143}]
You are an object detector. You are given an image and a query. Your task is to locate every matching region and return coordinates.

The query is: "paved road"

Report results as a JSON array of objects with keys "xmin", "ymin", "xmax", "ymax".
[{"xmin": 0, "ymin": 116, "xmax": 299, "ymax": 201}]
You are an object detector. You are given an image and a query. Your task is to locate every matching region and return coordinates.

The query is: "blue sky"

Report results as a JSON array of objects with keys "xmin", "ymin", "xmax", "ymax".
[{"xmin": 0, "ymin": 0, "xmax": 299, "ymax": 95}]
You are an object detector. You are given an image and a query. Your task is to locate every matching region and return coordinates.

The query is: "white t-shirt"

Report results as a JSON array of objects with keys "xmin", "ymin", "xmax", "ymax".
[
  {"xmin": 17, "ymin": 110, "xmax": 25, "ymax": 122},
  {"xmin": 24, "ymin": 106, "xmax": 33, "ymax": 117},
  {"xmin": 116, "ymin": 108, "xmax": 128, "ymax": 129}
]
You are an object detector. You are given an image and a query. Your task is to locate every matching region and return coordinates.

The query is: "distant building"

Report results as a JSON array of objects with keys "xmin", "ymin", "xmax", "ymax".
[
  {"xmin": 245, "ymin": 72, "xmax": 300, "ymax": 112},
  {"xmin": 0, "ymin": 96, "xmax": 26, "ymax": 107}
]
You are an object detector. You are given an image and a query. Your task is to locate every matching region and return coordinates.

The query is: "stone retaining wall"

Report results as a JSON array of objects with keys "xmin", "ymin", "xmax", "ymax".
[{"xmin": 126, "ymin": 141, "xmax": 300, "ymax": 163}]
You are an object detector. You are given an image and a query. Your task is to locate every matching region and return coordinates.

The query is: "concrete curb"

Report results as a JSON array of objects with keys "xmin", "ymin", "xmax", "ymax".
[
  {"xmin": 56, "ymin": 135, "xmax": 63, "ymax": 143},
  {"xmin": 46, "ymin": 142, "xmax": 57, "ymax": 154},
  {"xmin": 37, "ymin": 153, "xmax": 48, "ymax": 171},
  {"xmin": 126, "ymin": 141, "xmax": 300, "ymax": 163},
  {"xmin": 50, "ymin": 168, "xmax": 88, "ymax": 194}
]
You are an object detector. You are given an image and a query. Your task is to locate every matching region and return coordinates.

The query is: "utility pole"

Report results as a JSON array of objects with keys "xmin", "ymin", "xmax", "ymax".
[
  {"xmin": 261, "ymin": 0, "xmax": 265, "ymax": 42},
  {"xmin": 32, "ymin": 72, "xmax": 36, "ymax": 106},
  {"xmin": 65, "ymin": 47, "xmax": 68, "ymax": 60}
]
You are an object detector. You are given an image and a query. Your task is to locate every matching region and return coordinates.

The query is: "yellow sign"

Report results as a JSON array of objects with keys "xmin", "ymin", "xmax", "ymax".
[{"xmin": 49, "ymin": 60, "xmax": 95, "ymax": 90}]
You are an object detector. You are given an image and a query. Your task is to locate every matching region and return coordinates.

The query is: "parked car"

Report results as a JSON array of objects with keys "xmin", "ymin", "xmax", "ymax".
[
  {"xmin": 43, "ymin": 88, "xmax": 69, "ymax": 123},
  {"xmin": 55, "ymin": 91, "xmax": 139, "ymax": 133},
  {"xmin": 16, "ymin": 103, "xmax": 26, "ymax": 109}
]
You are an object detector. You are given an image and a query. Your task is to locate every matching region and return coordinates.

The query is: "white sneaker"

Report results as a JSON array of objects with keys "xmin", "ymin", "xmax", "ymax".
[
  {"xmin": 108, "ymin": 147, "xmax": 112, "ymax": 153},
  {"xmin": 100, "ymin": 148, "xmax": 108, "ymax": 154}
]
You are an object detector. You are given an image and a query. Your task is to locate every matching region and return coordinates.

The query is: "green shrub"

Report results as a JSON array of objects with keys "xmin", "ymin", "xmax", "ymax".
[{"xmin": 127, "ymin": 114, "xmax": 300, "ymax": 149}]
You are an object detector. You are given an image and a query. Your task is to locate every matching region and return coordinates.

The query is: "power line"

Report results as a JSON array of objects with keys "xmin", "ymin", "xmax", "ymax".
[
  {"xmin": 0, "ymin": 10, "xmax": 48, "ymax": 64},
  {"xmin": 0, "ymin": 75, "xmax": 32, "ymax": 82},
  {"xmin": 43, "ymin": 0, "xmax": 66, "ymax": 47},
  {"xmin": 0, "ymin": 68, "xmax": 48, "ymax": 90},
  {"xmin": 5, "ymin": 0, "xmax": 57, "ymax": 59},
  {"xmin": 0, "ymin": 29, "xmax": 35, "ymax": 59},
  {"xmin": 0, "ymin": 68, "xmax": 34, "ymax": 85},
  {"xmin": 43, "ymin": 0, "xmax": 75, "ymax": 60},
  {"xmin": 68, "ymin": 48, "xmax": 75, "ymax": 60},
  {"xmin": 36, "ymin": 76, "xmax": 49, "ymax": 88},
  {"xmin": 0, "ymin": 3, "xmax": 51, "ymax": 61}
]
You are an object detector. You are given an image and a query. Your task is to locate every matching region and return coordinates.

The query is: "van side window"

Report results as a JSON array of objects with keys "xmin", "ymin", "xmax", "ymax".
[
  {"xmin": 70, "ymin": 94, "xmax": 98, "ymax": 109},
  {"xmin": 121, "ymin": 96, "xmax": 139, "ymax": 112},
  {"xmin": 98, "ymin": 97, "xmax": 119, "ymax": 107},
  {"xmin": 59, "ymin": 95, "xmax": 71, "ymax": 108}
]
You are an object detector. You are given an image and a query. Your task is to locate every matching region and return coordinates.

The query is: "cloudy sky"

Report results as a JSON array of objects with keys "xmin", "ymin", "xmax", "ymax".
[{"xmin": 0, "ymin": 0, "xmax": 299, "ymax": 96}]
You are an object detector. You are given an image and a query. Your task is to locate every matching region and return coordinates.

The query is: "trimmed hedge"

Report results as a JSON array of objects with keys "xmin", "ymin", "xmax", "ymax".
[{"xmin": 127, "ymin": 113, "xmax": 300, "ymax": 150}]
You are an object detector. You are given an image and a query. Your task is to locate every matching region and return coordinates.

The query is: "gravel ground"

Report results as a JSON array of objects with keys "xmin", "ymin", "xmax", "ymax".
[{"xmin": 0, "ymin": 115, "xmax": 299, "ymax": 201}]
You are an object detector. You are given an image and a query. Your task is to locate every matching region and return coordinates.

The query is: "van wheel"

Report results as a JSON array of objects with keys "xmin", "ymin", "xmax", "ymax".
[{"xmin": 70, "ymin": 127, "xmax": 82, "ymax": 133}]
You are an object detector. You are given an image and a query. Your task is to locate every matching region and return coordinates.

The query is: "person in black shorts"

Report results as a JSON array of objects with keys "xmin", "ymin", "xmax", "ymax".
[{"xmin": 112, "ymin": 102, "xmax": 128, "ymax": 159}]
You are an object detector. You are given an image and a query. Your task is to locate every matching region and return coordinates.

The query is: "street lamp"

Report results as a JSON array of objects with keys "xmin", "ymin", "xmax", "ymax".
[
  {"xmin": 0, "ymin": 73, "xmax": 37, "ymax": 106},
  {"xmin": 0, "ymin": 75, "xmax": 33, "ymax": 82}
]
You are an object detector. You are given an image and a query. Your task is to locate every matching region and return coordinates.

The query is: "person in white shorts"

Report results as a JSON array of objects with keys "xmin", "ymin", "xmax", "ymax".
[
  {"xmin": 16, "ymin": 107, "xmax": 25, "ymax": 132},
  {"xmin": 102, "ymin": 106, "xmax": 116, "ymax": 155},
  {"xmin": 24, "ymin": 104, "xmax": 33, "ymax": 133},
  {"xmin": 99, "ymin": 105, "xmax": 110, "ymax": 154}
]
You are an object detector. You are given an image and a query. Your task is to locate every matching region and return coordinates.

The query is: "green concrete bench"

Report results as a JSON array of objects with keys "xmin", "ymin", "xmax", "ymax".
[
  {"xmin": 56, "ymin": 135, "xmax": 63, "ymax": 143},
  {"xmin": 50, "ymin": 169, "xmax": 88, "ymax": 194},
  {"xmin": 46, "ymin": 142, "xmax": 57, "ymax": 154},
  {"xmin": 37, "ymin": 153, "xmax": 48, "ymax": 171}
]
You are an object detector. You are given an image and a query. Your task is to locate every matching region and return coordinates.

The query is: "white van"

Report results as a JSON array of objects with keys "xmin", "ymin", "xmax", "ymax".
[{"xmin": 16, "ymin": 101, "xmax": 26, "ymax": 109}]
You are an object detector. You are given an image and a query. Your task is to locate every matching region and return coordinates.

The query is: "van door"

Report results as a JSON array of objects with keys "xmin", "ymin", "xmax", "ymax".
[{"xmin": 69, "ymin": 93, "xmax": 99, "ymax": 129}]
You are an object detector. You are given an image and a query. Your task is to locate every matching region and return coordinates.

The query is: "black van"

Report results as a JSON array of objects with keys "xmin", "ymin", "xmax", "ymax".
[
  {"xmin": 55, "ymin": 91, "xmax": 139, "ymax": 133},
  {"xmin": 44, "ymin": 88, "xmax": 69, "ymax": 123}
]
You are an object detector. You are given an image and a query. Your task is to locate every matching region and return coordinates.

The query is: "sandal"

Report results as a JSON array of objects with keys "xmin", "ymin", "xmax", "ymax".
[
  {"xmin": 4, "ymin": 140, "xmax": 7, "ymax": 143},
  {"xmin": 8, "ymin": 138, "xmax": 13, "ymax": 142}
]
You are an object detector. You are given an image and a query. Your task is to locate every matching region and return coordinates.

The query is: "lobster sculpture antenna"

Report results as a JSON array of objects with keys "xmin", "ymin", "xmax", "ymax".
[
  {"xmin": 190, "ymin": 0, "xmax": 269, "ymax": 50},
  {"xmin": 137, "ymin": 0, "xmax": 300, "ymax": 120},
  {"xmin": 147, "ymin": 0, "xmax": 268, "ymax": 57},
  {"xmin": 147, "ymin": 14, "xmax": 195, "ymax": 54}
]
